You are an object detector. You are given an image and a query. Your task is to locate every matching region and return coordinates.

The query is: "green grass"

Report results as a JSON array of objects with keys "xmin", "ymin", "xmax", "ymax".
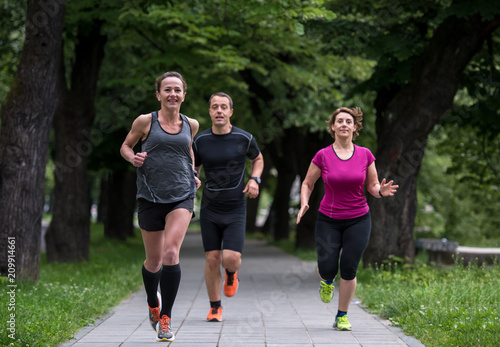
[
  {"xmin": 355, "ymin": 260, "xmax": 500, "ymax": 347},
  {"xmin": 2, "ymin": 227, "xmax": 498, "ymax": 347},
  {"xmin": 265, "ymin": 234, "xmax": 500, "ymax": 347},
  {"xmin": 0, "ymin": 224, "xmax": 145, "ymax": 347}
]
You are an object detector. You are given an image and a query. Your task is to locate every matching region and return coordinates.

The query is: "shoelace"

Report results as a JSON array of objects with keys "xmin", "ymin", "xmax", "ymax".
[
  {"xmin": 337, "ymin": 316, "xmax": 348, "ymax": 324},
  {"xmin": 226, "ymin": 274, "xmax": 234, "ymax": 286},
  {"xmin": 159, "ymin": 316, "xmax": 170, "ymax": 331},
  {"xmin": 322, "ymin": 283, "xmax": 332, "ymax": 295},
  {"xmin": 211, "ymin": 307, "xmax": 219, "ymax": 315},
  {"xmin": 151, "ymin": 307, "xmax": 160, "ymax": 321}
]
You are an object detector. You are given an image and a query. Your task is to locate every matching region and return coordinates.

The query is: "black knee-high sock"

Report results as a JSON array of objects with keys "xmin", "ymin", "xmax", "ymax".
[
  {"xmin": 142, "ymin": 265, "xmax": 161, "ymax": 308},
  {"xmin": 160, "ymin": 264, "xmax": 181, "ymax": 318}
]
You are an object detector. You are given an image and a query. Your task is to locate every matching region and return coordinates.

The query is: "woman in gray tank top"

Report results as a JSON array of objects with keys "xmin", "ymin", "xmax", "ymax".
[{"xmin": 120, "ymin": 71, "xmax": 200, "ymax": 342}]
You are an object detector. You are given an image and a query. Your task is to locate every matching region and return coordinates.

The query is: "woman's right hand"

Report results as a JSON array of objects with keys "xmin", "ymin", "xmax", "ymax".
[
  {"xmin": 132, "ymin": 152, "xmax": 147, "ymax": 167},
  {"xmin": 296, "ymin": 204, "xmax": 309, "ymax": 224}
]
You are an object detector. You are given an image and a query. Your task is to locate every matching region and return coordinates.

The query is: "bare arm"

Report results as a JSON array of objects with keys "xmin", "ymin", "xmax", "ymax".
[
  {"xmin": 296, "ymin": 162, "xmax": 322, "ymax": 224},
  {"xmin": 120, "ymin": 114, "xmax": 151, "ymax": 167},
  {"xmin": 366, "ymin": 162, "xmax": 399, "ymax": 198},
  {"xmin": 187, "ymin": 117, "xmax": 201, "ymax": 189},
  {"xmin": 243, "ymin": 152, "xmax": 264, "ymax": 198}
]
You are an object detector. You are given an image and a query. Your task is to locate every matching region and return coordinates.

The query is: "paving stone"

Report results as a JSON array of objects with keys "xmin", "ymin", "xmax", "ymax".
[{"xmin": 59, "ymin": 231, "xmax": 425, "ymax": 347}]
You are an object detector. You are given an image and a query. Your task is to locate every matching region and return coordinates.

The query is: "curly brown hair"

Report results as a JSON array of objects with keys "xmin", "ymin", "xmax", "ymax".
[{"xmin": 327, "ymin": 107, "xmax": 363, "ymax": 140}]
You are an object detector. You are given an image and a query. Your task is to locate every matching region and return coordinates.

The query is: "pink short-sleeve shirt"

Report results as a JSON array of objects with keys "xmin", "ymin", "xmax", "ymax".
[{"xmin": 311, "ymin": 144, "xmax": 375, "ymax": 220}]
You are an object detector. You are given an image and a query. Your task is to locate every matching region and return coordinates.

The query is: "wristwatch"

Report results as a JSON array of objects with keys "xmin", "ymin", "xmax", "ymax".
[{"xmin": 250, "ymin": 177, "xmax": 261, "ymax": 185}]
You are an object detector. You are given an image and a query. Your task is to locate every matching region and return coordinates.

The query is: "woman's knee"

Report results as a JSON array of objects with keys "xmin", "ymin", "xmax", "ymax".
[
  {"xmin": 317, "ymin": 264, "xmax": 337, "ymax": 281},
  {"xmin": 162, "ymin": 247, "xmax": 180, "ymax": 265},
  {"xmin": 144, "ymin": 258, "xmax": 162, "ymax": 273},
  {"xmin": 339, "ymin": 264, "xmax": 358, "ymax": 281}
]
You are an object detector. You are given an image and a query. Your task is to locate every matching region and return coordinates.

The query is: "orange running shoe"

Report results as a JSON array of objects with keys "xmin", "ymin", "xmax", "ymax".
[
  {"xmin": 156, "ymin": 315, "xmax": 175, "ymax": 342},
  {"xmin": 148, "ymin": 291, "xmax": 161, "ymax": 331},
  {"xmin": 206, "ymin": 306, "xmax": 222, "ymax": 322},
  {"xmin": 223, "ymin": 270, "xmax": 239, "ymax": 297}
]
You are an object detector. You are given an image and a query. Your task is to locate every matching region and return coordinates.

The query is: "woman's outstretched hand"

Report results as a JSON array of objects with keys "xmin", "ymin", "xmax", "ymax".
[{"xmin": 380, "ymin": 178, "xmax": 399, "ymax": 197}]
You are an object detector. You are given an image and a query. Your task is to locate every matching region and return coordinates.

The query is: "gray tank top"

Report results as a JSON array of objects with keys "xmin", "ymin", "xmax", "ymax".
[{"xmin": 136, "ymin": 111, "xmax": 195, "ymax": 203}]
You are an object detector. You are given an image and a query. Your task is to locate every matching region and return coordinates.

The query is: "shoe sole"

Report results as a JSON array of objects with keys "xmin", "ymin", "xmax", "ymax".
[
  {"xmin": 207, "ymin": 317, "xmax": 222, "ymax": 322},
  {"xmin": 333, "ymin": 322, "xmax": 352, "ymax": 331},
  {"xmin": 156, "ymin": 336, "xmax": 175, "ymax": 342},
  {"xmin": 336, "ymin": 326, "xmax": 352, "ymax": 331}
]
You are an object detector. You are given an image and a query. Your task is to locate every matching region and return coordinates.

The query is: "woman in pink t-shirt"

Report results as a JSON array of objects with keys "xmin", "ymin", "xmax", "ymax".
[{"xmin": 296, "ymin": 107, "xmax": 398, "ymax": 331}]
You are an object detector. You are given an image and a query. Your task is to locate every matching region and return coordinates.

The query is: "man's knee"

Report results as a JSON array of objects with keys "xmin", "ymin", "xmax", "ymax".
[
  {"xmin": 206, "ymin": 251, "xmax": 222, "ymax": 268},
  {"xmin": 222, "ymin": 250, "xmax": 241, "ymax": 269}
]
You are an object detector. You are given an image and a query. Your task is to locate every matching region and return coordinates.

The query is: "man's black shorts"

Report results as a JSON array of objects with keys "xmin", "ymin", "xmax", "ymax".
[{"xmin": 200, "ymin": 204, "xmax": 246, "ymax": 253}]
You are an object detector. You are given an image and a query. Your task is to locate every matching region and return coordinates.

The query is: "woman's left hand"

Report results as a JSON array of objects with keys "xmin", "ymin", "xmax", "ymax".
[
  {"xmin": 195, "ymin": 176, "xmax": 201, "ymax": 190},
  {"xmin": 380, "ymin": 178, "xmax": 399, "ymax": 197}
]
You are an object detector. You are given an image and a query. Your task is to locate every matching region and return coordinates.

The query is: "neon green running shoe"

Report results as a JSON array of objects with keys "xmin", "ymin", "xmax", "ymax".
[
  {"xmin": 319, "ymin": 280, "xmax": 334, "ymax": 303},
  {"xmin": 334, "ymin": 315, "xmax": 352, "ymax": 331}
]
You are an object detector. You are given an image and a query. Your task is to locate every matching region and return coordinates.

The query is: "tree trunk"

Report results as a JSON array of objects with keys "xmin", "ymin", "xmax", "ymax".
[
  {"xmin": 364, "ymin": 13, "xmax": 500, "ymax": 266},
  {"xmin": 295, "ymin": 130, "xmax": 330, "ymax": 249},
  {"xmin": 0, "ymin": 0, "xmax": 66, "ymax": 281},
  {"xmin": 45, "ymin": 22, "xmax": 106, "ymax": 262},
  {"xmin": 265, "ymin": 127, "xmax": 304, "ymax": 240},
  {"xmin": 103, "ymin": 169, "xmax": 137, "ymax": 240},
  {"xmin": 295, "ymin": 184, "xmax": 323, "ymax": 250}
]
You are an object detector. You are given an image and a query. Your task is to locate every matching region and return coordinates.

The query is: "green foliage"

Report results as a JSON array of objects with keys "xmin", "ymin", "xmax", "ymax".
[
  {"xmin": 437, "ymin": 0, "xmax": 500, "ymax": 21},
  {"xmin": 0, "ymin": 1, "xmax": 26, "ymax": 103},
  {"xmin": 3, "ymin": 0, "xmax": 500, "ymax": 263},
  {"xmin": 416, "ymin": 41, "xmax": 500, "ymax": 246},
  {"xmin": 416, "ymin": 125, "xmax": 500, "ymax": 246},
  {"xmin": 415, "ymin": 127, "xmax": 451, "ymax": 239},
  {"xmin": 0, "ymin": 224, "xmax": 144, "ymax": 347},
  {"xmin": 356, "ymin": 261, "xmax": 500, "ymax": 347}
]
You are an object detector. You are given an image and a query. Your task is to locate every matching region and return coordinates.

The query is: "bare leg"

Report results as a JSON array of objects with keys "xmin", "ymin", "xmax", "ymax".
[
  {"xmin": 162, "ymin": 208, "xmax": 192, "ymax": 265},
  {"xmin": 222, "ymin": 250, "xmax": 241, "ymax": 273},
  {"xmin": 205, "ymin": 250, "xmax": 223, "ymax": 302},
  {"xmin": 338, "ymin": 277, "xmax": 356, "ymax": 312},
  {"xmin": 141, "ymin": 229, "xmax": 165, "ymax": 273}
]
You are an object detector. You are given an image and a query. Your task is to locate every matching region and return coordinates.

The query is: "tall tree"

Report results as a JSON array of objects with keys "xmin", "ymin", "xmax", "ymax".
[
  {"xmin": 0, "ymin": 0, "xmax": 66, "ymax": 280},
  {"xmin": 45, "ymin": 18, "xmax": 107, "ymax": 262},
  {"xmin": 363, "ymin": 7, "xmax": 500, "ymax": 265},
  {"xmin": 0, "ymin": 2, "xmax": 25, "ymax": 100},
  {"xmin": 103, "ymin": 0, "xmax": 337, "ymax": 241}
]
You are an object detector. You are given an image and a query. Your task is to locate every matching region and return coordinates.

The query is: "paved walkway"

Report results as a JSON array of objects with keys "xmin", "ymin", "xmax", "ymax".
[{"xmin": 60, "ymin": 231, "xmax": 424, "ymax": 347}]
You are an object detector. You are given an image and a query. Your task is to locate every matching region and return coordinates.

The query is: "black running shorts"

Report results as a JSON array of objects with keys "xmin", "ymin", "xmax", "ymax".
[
  {"xmin": 138, "ymin": 196, "xmax": 194, "ymax": 232},
  {"xmin": 200, "ymin": 204, "xmax": 246, "ymax": 253}
]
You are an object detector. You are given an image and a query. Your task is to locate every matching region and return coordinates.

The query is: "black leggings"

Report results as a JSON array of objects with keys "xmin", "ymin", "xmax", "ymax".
[{"xmin": 315, "ymin": 211, "xmax": 371, "ymax": 281}]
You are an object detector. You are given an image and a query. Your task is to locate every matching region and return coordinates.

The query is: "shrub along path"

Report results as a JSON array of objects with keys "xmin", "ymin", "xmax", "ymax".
[{"xmin": 60, "ymin": 231, "xmax": 424, "ymax": 347}]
